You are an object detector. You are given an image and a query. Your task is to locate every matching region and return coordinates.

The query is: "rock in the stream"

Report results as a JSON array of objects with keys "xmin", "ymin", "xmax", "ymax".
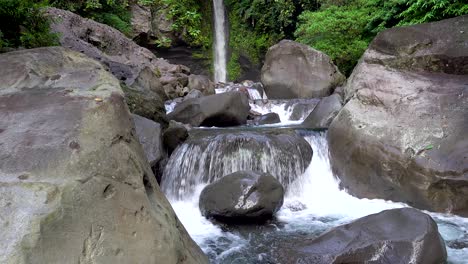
[
  {"xmin": 253, "ymin": 113, "xmax": 281, "ymax": 125},
  {"xmin": 275, "ymin": 208, "xmax": 447, "ymax": 264},
  {"xmin": 302, "ymin": 94, "xmax": 342, "ymax": 129},
  {"xmin": 162, "ymin": 120, "xmax": 190, "ymax": 155},
  {"xmin": 188, "ymin": 74, "xmax": 215, "ymax": 96},
  {"xmin": 132, "ymin": 114, "xmax": 167, "ymax": 183},
  {"xmin": 199, "ymin": 171, "xmax": 284, "ymax": 223},
  {"xmin": 46, "ymin": 7, "xmax": 192, "ymax": 123},
  {"xmin": 167, "ymin": 91, "xmax": 250, "ymax": 127},
  {"xmin": 328, "ymin": 15, "xmax": 468, "ymax": 216},
  {"xmin": 261, "ymin": 40, "xmax": 345, "ymax": 99},
  {"xmin": 0, "ymin": 47, "xmax": 208, "ymax": 263}
]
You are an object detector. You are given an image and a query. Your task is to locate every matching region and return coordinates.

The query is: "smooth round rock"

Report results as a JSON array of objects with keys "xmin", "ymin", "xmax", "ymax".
[{"xmin": 199, "ymin": 171, "xmax": 284, "ymax": 223}]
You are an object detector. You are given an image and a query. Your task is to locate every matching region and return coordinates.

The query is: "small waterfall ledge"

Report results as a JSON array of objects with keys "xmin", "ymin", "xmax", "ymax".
[
  {"xmin": 161, "ymin": 129, "xmax": 313, "ymax": 200},
  {"xmin": 213, "ymin": 0, "xmax": 227, "ymax": 83}
]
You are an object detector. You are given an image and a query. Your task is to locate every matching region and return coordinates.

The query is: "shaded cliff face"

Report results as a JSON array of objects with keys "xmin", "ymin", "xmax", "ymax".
[
  {"xmin": 0, "ymin": 47, "xmax": 208, "ymax": 264},
  {"xmin": 328, "ymin": 15, "xmax": 468, "ymax": 216}
]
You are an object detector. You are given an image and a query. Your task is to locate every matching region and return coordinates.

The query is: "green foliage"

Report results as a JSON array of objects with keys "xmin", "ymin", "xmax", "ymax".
[
  {"xmin": 153, "ymin": 0, "xmax": 209, "ymax": 48},
  {"xmin": 226, "ymin": 0, "xmax": 319, "ymax": 39},
  {"xmin": 295, "ymin": 0, "xmax": 468, "ymax": 75},
  {"xmin": 399, "ymin": 0, "xmax": 468, "ymax": 25},
  {"xmin": 0, "ymin": 0, "xmax": 58, "ymax": 50},
  {"xmin": 295, "ymin": 1, "xmax": 375, "ymax": 75}
]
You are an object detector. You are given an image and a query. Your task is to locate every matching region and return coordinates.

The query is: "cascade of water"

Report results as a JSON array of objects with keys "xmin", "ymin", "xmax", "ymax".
[
  {"xmin": 161, "ymin": 131, "xmax": 312, "ymax": 200},
  {"xmin": 250, "ymin": 99, "xmax": 320, "ymax": 123},
  {"xmin": 167, "ymin": 131, "xmax": 468, "ymax": 263},
  {"xmin": 213, "ymin": 0, "xmax": 227, "ymax": 83}
]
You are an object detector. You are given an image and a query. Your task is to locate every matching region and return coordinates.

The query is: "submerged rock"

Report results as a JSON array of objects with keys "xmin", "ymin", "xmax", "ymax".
[
  {"xmin": 167, "ymin": 91, "xmax": 250, "ymax": 127},
  {"xmin": 275, "ymin": 208, "xmax": 447, "ymax": 263},
  {"xmin": 302, "ymin": 94, "xmax": 342, "ymax": 129},
  {"xmin": 0, "ymin": 47, "xmax": 208, "ymax": 263},
  {"xmin": 252, "ymin": 113, "xmax": 281, "ymax": 125},
  {"xmin": 199, "ymin": 171, "xmax": 284, "ymax": 223},
  {"xmin": 261, "ymin": 40, "xmax": 345, "ymax": 99},
  {"xmin": 328, "ymin": 15, "xmax": 468, "ymax": 216},
  {"xmin": 161, "ymin": 128, "xmax": 312, "ymax": 199}
]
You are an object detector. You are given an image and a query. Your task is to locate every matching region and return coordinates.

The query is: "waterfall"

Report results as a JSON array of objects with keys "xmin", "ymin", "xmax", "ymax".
[
  {"xmin": 213, "ymin": 0, "xmax": 227, "ymax": 83},
  {"xmin": 166, "ymin": 131, "xmax": 468, "ymax": 263},
  {"xmin": 161, "ymin": 130, "xmax": 312, "ymax": 200}
]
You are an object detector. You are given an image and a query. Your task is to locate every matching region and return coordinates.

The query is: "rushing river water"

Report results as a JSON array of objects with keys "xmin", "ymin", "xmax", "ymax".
[{"xmin": 162, "ymin": 99, "xmax": 468, "ymax": 263}]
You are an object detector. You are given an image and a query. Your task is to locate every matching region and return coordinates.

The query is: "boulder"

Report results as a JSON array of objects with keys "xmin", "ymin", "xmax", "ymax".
[
  {"xmin": 188, "ymin": 74, "xmax": 215, "ymax": 95},
  {"xmin": 132, "ymin": 114, "xmax": 166, "ymax": 183},
  {"xmin": 130, "ymin": 3, "xmax": 152, "ymax": 41},
  {"xmin": 253, "ymin": 113, "xmax": 281, "ymax": 125},
  {"xmin": 261, "ymin": 40, "xmax": 345, "ymax": 99},
  {"xmin": 167, "ymin": 91, "xmax": 250, "ymax": 127},
  {"xmin": 161, "ymin": 129, "xmax": 312, "ymax": 198},
  {"xmin": 199, "ymin": 171, "xmax": 284, "ymax": 222},
  {"xmin": 46, "ymin": 8, "xmax": 191, "ymax": 123},
  {"xmin": 302, "ymin": 94, "xmax": 342, "ymax": 129},
  {"xmin": 162, "ymin": 120, "xmax": 190, "ymax": 155},
  {"xmin": 328, "ymin": 15, "xmax": 468, "ymax": 216},
  {"xmin": 0, "ymin": 47, "xmax": 208, "ymax": 263},
  {"xmin": 275, "ymin": 208, "xmax": 447, "ymax": 263}
]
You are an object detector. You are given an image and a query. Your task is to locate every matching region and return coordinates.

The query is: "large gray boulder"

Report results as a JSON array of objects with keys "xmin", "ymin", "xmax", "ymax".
[
  {"xmin": 261, "ymin": 40, "xmax": 345, "ymax": 99},
  {"xmin": 46, "ymin": 7, "xmax": 191, "ymax": 124},
  {"xmin": 328, "ymin": 16, "xmax": 468, "ymax": 216},
  {"xmin": 199, "ymin": 171, "xmax": 284, "ymax": 222},
  {"xmin": 167, "ymin": 91, "xmax": 250, "ymax": 127},
  {"xmin": 0, "ymin": 47, "xmax": 208, "ymax": 263},
  {"xmin": 275, "ymin": 208, "xmax": 447, "ymax": 263},
  {"xmin": 302, "ymin": 94, "xmax": 342, "ymax": 129}
]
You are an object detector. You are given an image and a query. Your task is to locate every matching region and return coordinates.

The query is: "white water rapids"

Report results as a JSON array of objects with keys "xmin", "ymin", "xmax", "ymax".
[
  {"xmin": 163, "ymin": 99, "xmax": 468, "ymax": 263},
  {"xmin": 213, "ymin": 0, "xmax": 227, "ymax": 83}
]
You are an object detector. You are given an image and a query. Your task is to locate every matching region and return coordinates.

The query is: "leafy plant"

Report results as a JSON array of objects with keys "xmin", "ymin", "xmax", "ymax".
[{"xmin": 0, "ymin": 0, "xmax": 58, "ymax": 50}]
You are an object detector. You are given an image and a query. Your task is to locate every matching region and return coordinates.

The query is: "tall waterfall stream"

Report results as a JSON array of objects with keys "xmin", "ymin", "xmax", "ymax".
[
  {"xmin": 162, "ymin": 103, "xmax": 468, "ymax": 263},
  {"xmin": 213, "ymin": 0, "xmax": 227, "ymax": 83}
]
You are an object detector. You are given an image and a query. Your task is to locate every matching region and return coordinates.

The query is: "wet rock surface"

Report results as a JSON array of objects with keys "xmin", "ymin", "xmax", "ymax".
[
  {"xmin": 167, "ymin": 91, "xmax": 250, "ymax": 127},
  {"xmin": 0, "ymin": 47, "xmax": 208, "ymax": 263},
  {"xmin": 199, "ymin": 171, "xmax": 284, "ymax": 223},
  {"xmin": 328, "ymin": 16, "xmax": 468, "ymax": 216},
  {"xmin": 275, "ymin": 208, "xmax": 447, "ymax": 264}
]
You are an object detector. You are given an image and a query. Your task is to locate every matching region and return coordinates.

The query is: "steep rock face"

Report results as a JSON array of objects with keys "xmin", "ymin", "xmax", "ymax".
[
  {"xmin": 275, "ymin": 208, "xmax": 447, "ymax": 264},
  {"xmin": 328, "ymin": 16, "xmax": 468, "ymax": 216},
  {"xmin": 46, "ymin": 7, "xmax": 192, "ymax": 123},
  {"xmin": 261, "ymin": 40, "xmax": 345, "ymax": 99},
  {"xmin": 0, "ymin": 47, "xmax": 208, "ymax": 263},
  {"xmin": 302, "ymin": 94, "xmax": 342, "ymax": 129}
]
